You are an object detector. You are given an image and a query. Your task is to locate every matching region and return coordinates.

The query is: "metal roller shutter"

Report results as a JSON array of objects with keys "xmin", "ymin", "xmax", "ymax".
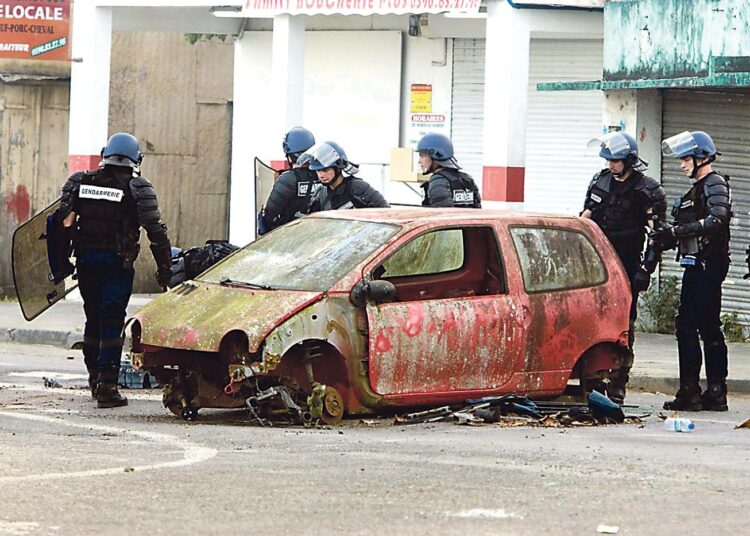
[
  {"xmin": 660, "ymin": 89, "xmax": 750, "ymax": 321},
  {"xmin": 525, "ymin": 39, "xmax": 604, "ymax": 215},
  {"xmin": 450, "ymin": 38, "xmax": 604, "ymax": 209},
  {"xmin": 451, "ymin": 38, "xmax": 486, "ymax": 185}
]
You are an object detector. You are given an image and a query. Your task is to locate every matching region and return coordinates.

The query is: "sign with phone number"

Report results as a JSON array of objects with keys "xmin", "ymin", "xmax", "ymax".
[
  {"xmin": 243, "ymin": 0, "xmax": 481, "ymax": 16},
  {"xmin": 0, "ymin": 0, "xmax": 70, "ymax": 61}
]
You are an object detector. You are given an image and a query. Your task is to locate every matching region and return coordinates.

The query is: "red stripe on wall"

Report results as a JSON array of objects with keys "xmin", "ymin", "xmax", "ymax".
[
  {"xmin": 482, "ymin": 166, "xmax": 525, "ymax": 202},
  {"xmin": 68, "ymin": 155, "xmax": 101, "ymax": 174}
]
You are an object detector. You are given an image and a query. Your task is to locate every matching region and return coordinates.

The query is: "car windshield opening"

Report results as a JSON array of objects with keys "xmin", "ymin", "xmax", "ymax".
[{"xmin": 199, "ymin": 218, "xmax": 400, "ymax": 292}]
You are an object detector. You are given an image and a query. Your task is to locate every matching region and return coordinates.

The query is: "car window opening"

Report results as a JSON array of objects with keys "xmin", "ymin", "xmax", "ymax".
[{"xmin": 372, "ymin": 226, "xmax": 506, "ymax": 302}]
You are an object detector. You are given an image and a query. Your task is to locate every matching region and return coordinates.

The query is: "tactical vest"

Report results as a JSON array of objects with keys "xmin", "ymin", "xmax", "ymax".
[
  {"xmin": 290, "ymin": 167, "xmax": 320, "ymax": 213},
  {"xmin": 674, "ymin": 172, "xmax": 730, "ymax": 260},
  {"xmin": 587, "ymin": 170, "xmax": 648, "ymax": 252},
  {"xmin": 75, "ymin": 169, "xmax": 138, "ymax": 250},
  {"xmin": 423, "ymin": 168, "xmax": 481, "ymax": 208},
  {"xmin": 319, "ymin": 178, "xmax": 361, "ymax": 211}
]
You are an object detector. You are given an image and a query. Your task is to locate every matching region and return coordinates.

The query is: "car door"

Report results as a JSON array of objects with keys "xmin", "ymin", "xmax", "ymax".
[{"xmin": 365, "ymin": 224, "xmax": 527, "ymax": 399}]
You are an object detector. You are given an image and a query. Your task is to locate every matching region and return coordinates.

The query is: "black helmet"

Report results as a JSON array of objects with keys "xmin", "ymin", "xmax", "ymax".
[{"xmin": 101, "ymin": 133, "xmax": 143, "ymax": 168}]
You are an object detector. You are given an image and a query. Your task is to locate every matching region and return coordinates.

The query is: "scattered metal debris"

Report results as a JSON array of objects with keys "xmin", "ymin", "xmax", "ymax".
[
  {"xmin": 396, "ymin": 394, "xmax": 647, "ymax": 427},
  {"xmin": 42, "ymin": 377, "xmax": 62, "ymax": 389}
]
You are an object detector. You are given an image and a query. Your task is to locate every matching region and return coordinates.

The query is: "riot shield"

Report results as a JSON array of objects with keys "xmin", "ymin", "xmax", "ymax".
[
  {"xmin": 12, "ymin": 198, "xmax": 78, "ymax": 321},
  {"xmin": 254, "ymin": 157, "xmax": 279, "ymax": 237}
]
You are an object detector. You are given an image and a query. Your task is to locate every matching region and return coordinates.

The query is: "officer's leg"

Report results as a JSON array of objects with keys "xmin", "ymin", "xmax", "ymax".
[
  {"xmin": 77, "ymin": 251, "xmax": 102, "ymax": 398},
  {"xmin": 96, "ymin": 253, "xmax": 134, "ymax": 409},
  {"xmin": 664, "ymin": 266, "xmax": 703, "ymax": 411},
  {"xmin": 608, "ymin": 252, "xmax": 640, "ymax": 404},
  {"xmin": 699, "ymin": 258, "xmax": 730, "ymax": 411}
]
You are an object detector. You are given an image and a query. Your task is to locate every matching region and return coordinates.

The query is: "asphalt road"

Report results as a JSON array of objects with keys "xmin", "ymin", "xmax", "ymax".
[{"xmin": 0, "ymin": 342, "xmax": 748, "ymax": 536}]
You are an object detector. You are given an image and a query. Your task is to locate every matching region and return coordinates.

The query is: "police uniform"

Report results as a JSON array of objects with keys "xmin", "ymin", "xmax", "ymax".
[
  {"xmin": 422, "ymin": 168, "xmax": 482, "ymax": 208},
  {"xmin": 59, "ymin": 165, "xmax": 171, "ymax": 407},
  {"xmin": 670, "ymin": 171, "xmax": 731, "ymax": 409},
  {"xmin": 261, "ymin": 167, "xmax": 319, "ymax": 233},
  {"xmin": 583, "ymin": 168, "xmax": 666, "ymax": 399},
  {"xmin": 307, "ymin": 176, "xmax": 389, "ymax": 212}
]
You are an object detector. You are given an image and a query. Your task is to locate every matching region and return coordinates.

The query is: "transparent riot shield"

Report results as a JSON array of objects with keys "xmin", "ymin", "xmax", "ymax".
[
  {"xmin": 12, "ymin": 199, "xmax": 78, "ymax": 321},
  {"xmin": 254, "ymin": 157, "xmax": 279, "ymax": 237}
]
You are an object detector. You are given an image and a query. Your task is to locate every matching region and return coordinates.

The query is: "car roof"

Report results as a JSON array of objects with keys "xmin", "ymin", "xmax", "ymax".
[{"xmin": 307, "ymin": 207, "xmax": 581, "ymax": 227}]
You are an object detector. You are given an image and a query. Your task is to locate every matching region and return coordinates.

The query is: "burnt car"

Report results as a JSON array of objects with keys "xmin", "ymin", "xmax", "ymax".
[{"xmin": 128, "ymin": 209, "xmax": 631, "ymax": 423}]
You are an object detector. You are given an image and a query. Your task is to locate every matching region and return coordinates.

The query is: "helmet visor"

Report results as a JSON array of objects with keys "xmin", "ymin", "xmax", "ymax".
[
  {"xmin": 588, "ymin": 132, "xmax": 631, "ymax": 157},
  {"xmin": 306, "ymin": 143, "xmax": 342, "ymax": 170},
  {"xmin": 661, "ymin": 131, "xmax": 697, "ymax": 157}
]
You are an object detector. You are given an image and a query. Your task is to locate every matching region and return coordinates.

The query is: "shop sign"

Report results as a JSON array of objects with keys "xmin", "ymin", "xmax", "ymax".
[
  {"xmin": 0, "ymin": 0, "xmax": 70, "ymax": 61},
  {"xmin": 243, "ymin": 0, "xmax": 481, "ymax": 16}
]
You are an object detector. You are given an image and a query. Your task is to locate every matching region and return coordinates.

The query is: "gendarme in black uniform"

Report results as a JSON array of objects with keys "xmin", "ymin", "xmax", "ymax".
[
  {"xmin": 262, "ymin": 167, "xmax": 319, "ymax": 231},
  {"xmin": 59, "ymin": 133, "xmax": 171, "ymax": 409},
  {"xmin": 668, "ymin": 171, "xmax": 731, "ymax": 409},
  {"xmin": 421, "ymin": 168, "xmax": 482, "ymax": 208},
  {"xmin": 308, "ymin": 176, "xmax": 389, "ymax": 212}
]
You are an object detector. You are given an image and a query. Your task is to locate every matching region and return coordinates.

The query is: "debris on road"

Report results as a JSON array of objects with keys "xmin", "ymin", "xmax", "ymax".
[
  {"xmin": 596, "ymin": 524, "xmax": 620, "ymax": 534},
  {"xmin": 735, "ymin": 417, "xmax": 750, "ymax": 429},
  {"xmin": 42, "ymin": 377, "xmax": 62, "ymax": 388},
  {"xmin": 395, "ymin": 394, "xmax": 646, "ymax": 428}
]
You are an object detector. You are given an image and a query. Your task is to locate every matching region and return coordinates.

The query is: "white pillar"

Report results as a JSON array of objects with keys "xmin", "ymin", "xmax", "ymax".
[
  {"xmin": 481, "ymin": 0, "xmax": 530, "ymax": 203},
  {"xmin": 272, "ymin": 15, "xmax": 305, "ymax": 131},
  {"xmin": 68, "ymin": 2, "xmax": 112, "ymax": 174}
]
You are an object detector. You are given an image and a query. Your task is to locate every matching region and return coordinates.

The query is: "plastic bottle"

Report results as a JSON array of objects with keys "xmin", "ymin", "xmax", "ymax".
[{"xmin": 664, "ymin": 417, "xmax": 695, "ymax": 432}]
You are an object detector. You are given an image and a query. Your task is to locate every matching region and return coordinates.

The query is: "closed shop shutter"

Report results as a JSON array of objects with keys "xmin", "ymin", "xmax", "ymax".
[
  {"xmin": 451, "ymin": 38, "xmax": 486, "ymax": 185},
  {"xmin": 450, "ymin": 38, "xmax": 603, "ymax": 209},
  {"xmin": 525, "ymin": 39, "xmax": 604, "ymax": 215},
  {"xmin": 660, "ymin": 89, "xmax": 750, "ymax": 320}
]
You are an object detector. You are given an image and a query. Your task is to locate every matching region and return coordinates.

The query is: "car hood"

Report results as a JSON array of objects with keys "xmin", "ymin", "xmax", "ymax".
[{"xmin": 134, "ymin": 282, "xmax": 324, "ymax": 353}]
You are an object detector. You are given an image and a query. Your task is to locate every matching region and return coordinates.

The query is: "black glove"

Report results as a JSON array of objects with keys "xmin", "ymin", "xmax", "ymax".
[
  {"xmin": 650, "ymin": 224, "xmax": 677, "ymax": 249},
  {"xmin": 156, "ymin": 267, "xmax": 171, "ymax": 289},
  {"xmin": 744, "ymin": 246, "xmax": 750, "ymax": 280},
  {"xmin": 632, "ymin": 268, "xmax": 651, "ymax": 293}
]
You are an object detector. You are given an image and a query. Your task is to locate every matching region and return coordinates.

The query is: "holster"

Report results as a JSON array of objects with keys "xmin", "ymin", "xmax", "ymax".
[{"xmin": 116, "ymin": 228, "xmax": 140, "ymax": 269}]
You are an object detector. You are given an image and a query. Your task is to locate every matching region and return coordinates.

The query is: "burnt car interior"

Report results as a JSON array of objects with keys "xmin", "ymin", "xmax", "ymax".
[{"xmin": 372, "ymin": 226, "xmax": 506, "ymax": 302}]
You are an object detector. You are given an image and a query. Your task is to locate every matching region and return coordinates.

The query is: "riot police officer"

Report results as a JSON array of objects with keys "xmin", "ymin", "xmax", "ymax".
[
  {"xmin": 581, "ymin": 131, "xmax": 666, "ymax": 404},
  {"xmin": 59, "ymin": 133, "xmax": 172, "ymax": 408},
  {"xmin": 653, "ymin": 131, "xmax": 731, "ymax": 411},
  {"xmin": 259, "ymin": 126, "xmax": 318, "ymax": 234},
  {"xmin": 305, "ymin": 141, "xmax": 389, "ymax": 211},
  {"xmin": 417, "ymin": 133, "xmax": 481, "ymax": 208}
]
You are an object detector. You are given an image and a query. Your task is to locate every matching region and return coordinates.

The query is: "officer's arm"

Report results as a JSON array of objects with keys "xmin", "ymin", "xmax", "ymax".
[
  {"xmin": 59, "ymin": 172, "xmax": 84, "ymax": 219},
  {"xmin": 644, "ymin": 178, "xmax": 667, "ymax": 229},
  {"xmin": 130, "ymin": 176, "xmax": 172, "ymax": 275},
  {"xmin": 351, "ymin": 180, "xmax": 390, "ymax": 208},
  {"xmin": 674, "ymin": 176, "xmax": 730, "ymax": 239},
  {"xmin": 426, "ymin": 177, "xmax": 454, "ymax": 208},
  {"xmin": 264, "ymin": 171, "xmax": 297, "ymax": 228}
]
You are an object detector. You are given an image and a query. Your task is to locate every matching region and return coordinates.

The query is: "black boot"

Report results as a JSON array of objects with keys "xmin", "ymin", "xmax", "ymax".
[
  {"xmin": 88, "ymin": 374, "xmax": 99, "ymax": 399},
  {"xmin": 663, "ymin": 383, "xmax": 702, "ymax": 411},
  {"xmin": 701, "ymin": 382, "xmax": 728, "ymax": 411},
  {"xmin": 96, "ymin": 372, "xmax": 128, "ymax": 409}
]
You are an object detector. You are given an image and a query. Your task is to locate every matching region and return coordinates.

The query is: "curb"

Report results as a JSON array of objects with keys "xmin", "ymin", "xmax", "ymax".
[
  {"xmin": 0, "ymin": 328, "xmax": 82, "ymax": 349},
  {"xmin": 629, "ymin": 374, "xmax": 750, "ymax": 396}
]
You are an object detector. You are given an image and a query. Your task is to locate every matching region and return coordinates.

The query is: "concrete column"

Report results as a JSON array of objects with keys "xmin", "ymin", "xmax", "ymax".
[
  {"xmin": 270, "ymin": 14, "xmax": 305, "ymax": 169},
  {"xmin": 68, "ymin": 2, "xmax": 112, "ymax": 174},
  {"xmin": 603, "ymin": 89, "xmax": 663, "ymax": 182},
  {"xmin": 481, "ymin": 0, "xmax": 530, "ymax": 202}
]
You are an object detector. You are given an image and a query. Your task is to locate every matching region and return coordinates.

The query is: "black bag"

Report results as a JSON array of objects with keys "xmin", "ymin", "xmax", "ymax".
[{"xmin": 169, "ymin": 240, "xmax": 240, "ymax": 287}]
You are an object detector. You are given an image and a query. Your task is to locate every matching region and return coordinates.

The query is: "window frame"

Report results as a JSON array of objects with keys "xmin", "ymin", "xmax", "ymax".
[
  {"xmin": 508, "ymin": 224, "xmax": 609, "ymax": 294},
  {"xmin": 368, "ymin": 224, "xmax": 509, "ymax": 297}
]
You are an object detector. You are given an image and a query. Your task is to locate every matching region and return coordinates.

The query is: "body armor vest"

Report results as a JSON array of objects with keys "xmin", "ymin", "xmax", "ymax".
[
  {"xmin": 75, "ymin": 170, "xmax": 138, "ymax": 250},
  {"xmin": 674, "ymin": 173, "xmax": 730, "ymax": 260},
  {"xmin": 423, "ymin": 168, "xmax": 481, "ymax": 208},
  {"xmin": 289, "ymin": 168, "xmax": 319, "ymax": 213},
  {"xmin": 587, "ymin": 171, "xmax": 648, "ymax": 253}
]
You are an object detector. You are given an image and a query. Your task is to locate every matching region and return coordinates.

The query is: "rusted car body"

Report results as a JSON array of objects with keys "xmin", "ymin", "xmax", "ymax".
[{"xmin": 129, "ymin": 209, "xmax": 631, "ymax": 422}]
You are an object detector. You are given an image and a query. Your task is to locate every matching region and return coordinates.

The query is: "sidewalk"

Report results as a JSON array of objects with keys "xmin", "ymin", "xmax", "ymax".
[{"xmin": 1, "ymin": 297, "xmax": 749, "ymax": 394}]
